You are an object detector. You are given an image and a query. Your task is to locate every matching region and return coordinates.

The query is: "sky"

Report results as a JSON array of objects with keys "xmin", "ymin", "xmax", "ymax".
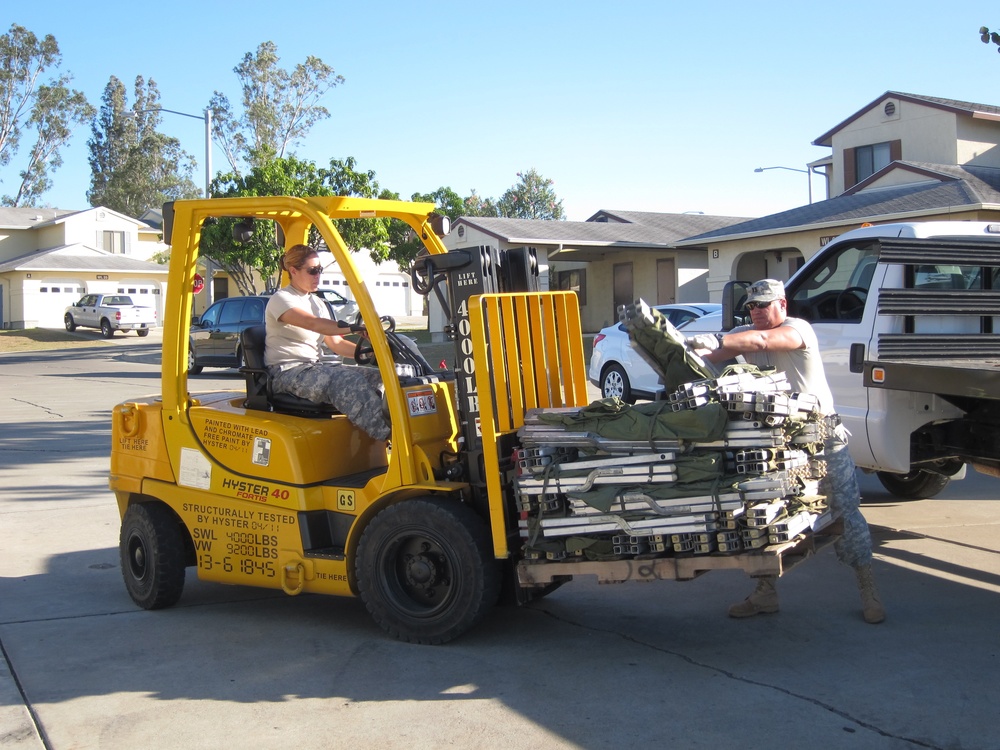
[{"xmin": 7, "ymin": 1, "xmax": 1000, "ymax": 221}]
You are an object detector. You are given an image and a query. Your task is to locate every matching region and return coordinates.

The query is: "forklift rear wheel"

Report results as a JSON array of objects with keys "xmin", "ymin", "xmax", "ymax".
[
  {"xmin": 120, "ymin": 502, "xmax": 186, "ymax": 609},
  {"xmin": 356, "ymin": 498, "xmax": 501, "ymax": 645}
]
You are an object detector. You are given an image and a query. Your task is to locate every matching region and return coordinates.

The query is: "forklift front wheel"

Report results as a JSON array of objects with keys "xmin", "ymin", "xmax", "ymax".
[{"xmin": 356, "ymin": 498, "xmax": 501, "ymax": 645}]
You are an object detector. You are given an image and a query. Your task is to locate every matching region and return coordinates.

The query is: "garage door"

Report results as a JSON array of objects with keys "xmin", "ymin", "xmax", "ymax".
[{"xmin": 38, "ymin": 281, "xmax": 87, "ymax": 328}]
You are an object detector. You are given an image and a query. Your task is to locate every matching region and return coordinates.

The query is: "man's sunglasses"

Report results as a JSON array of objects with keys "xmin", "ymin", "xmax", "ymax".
[
  {"xmin": 746, "ymin": 300, "xmax": 774, "ymax": 310},
  {"xmin": 301, "ymin": 265, "xmax": 324, "ymax": 276}
]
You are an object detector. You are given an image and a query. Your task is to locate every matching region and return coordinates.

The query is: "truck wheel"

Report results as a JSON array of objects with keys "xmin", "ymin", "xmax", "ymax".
[
  {"xmin": 64, "ymin": 314, "xmax": 76, "ymax": 332},
  {"xmin": 876, "ymin": 470, "xmax": 950, "ymax": 500},
  {"xmin": 601, "ymin": 363, "xmax": 634, "ymax": 403},
  {"xmin": 101, "ymin": 319, "xmax": 115, "ymax": 338},
  {"xmin": 119, "ymin": 503, "xmax": 186, "ymax": 609},
  {"xmin": 356, "ymin": 497, "xmax": 501, "ymax": 644},
  {"xmin": 137, "ymin": 329, "xmax": 150, "ymax": 337}
]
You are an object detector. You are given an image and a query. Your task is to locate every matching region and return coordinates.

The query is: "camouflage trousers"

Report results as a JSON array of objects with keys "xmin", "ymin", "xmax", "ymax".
[
  {"xmin": 818, "ymin": 423, "xmax": 873, "ymax": 568},
  {"xmin": 269, "ymin": 363, "xmax": 390, "ymax": 441}
]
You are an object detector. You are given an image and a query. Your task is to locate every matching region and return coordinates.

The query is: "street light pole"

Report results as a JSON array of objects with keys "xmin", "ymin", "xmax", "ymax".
[
  {"xmin": 154, "ymin": 107, "xmax": 212, "ymax": 198},
  {"xmin": 133, "ymin": 106, "xmax": 212, "ymax": 197},
  {"xmin": 754, "ymin": 165, "xmax": 813, "ymax": 204},
  {"xmin": 131, "ymin": 106, "xmax": 216, "ymax": 305}
]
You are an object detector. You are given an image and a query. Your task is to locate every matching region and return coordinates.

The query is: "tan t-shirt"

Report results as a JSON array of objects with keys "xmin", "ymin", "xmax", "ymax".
[
  {"xmin": 264, "ymin": 287, "xmax": 330, "ymax": 369},
  {"xmin": 731, "ymin": 317, "xmax": 835, "ymax": 414}
]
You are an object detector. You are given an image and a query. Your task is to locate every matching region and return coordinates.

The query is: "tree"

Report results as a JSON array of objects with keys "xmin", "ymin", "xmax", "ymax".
[
  {"xmin": 462, "ymin": 189, "xmax": 499, "ymax": 217},
  {"xmin": 444, "ymin": 170, "xmax": 565, "ymax": 221},
  {"xmin": 382, "ymin": 187, "xmax": 468, "ymax": 268},
  {"xmin": 496, "ymin": 168, "xmax": 565, "ymax": 220},
  {"xmin": 385, "ymin": 173, "xmax": 565, "ymax": 267},
  {"xmin": 201, "ymin": 153, "xmax": 397, "ymax": 292},
  {"xmin": 980, "ymin": 26, "xmax": 1000, "ymax": 51},
  {"xmin": 0, "ymin": 24, "xmax": 93, "ymax": 206},
  {"xmin": 209, "ymin": 41, "xmax": 344, "ymax": 175},
  {"xmin": 87, "ymin": 75, "xmax": 201, "ymax": 216},
  {"xmin": 202, "ymin": 152, "xmax": 330, "ymax": 294}
]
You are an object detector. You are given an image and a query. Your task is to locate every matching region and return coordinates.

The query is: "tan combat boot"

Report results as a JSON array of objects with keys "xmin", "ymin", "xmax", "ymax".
[
  {"xmin": 855, "ymin": 564, "xmax": 886, "ymax": 624},
  {"xmin": 728, "ymin": 575, "xmax": 779, "ymax": 618}
]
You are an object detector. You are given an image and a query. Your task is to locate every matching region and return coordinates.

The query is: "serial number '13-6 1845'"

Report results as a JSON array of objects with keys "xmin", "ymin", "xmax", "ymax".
[{"xmin": 407, "ymin": 389, "xmax": 437, "ymax": 417}]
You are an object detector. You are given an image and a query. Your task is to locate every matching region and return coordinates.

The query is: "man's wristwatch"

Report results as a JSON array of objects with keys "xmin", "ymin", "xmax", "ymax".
[{"xmin": 715, "ymin": 333, "xmax": 725, "ymax": 347}]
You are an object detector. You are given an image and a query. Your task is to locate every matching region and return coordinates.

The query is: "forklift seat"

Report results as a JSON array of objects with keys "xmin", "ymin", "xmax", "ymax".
[{"xmin": 240, "ymin": 325, "xmax": 340, "ymax": 417}]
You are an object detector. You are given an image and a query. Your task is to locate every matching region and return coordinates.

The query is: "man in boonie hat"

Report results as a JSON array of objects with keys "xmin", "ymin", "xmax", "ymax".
[{"xmin": 686, "ymin": 279, "xmax": 885, "ymax": 625}]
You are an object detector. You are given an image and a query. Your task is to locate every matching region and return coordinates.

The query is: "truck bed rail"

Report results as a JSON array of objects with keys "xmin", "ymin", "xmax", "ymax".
[
  {"xmin": 875, "ymin": 236, "xmax": 1000, "ymax": 266},
  {"xmin": 877, "ymin": 289, "xmax": 1000, "ymax": 317},
  {"xmin": 876, "ymin": 333, "xmax": 1000, "ymax": 358},
  {"xmin": 866, "ymin": 235, "xmax": 1000, "ymax": 399}
]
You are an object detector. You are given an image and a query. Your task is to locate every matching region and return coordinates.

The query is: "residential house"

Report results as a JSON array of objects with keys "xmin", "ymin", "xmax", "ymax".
[
  {"xmin": 443, "ymin": 212, "xmax": 748, "ymax": 333},
  {"xmin": 675, "ymin": 92, "xmax": 1000, "ymax": 296},
  {"xmin": 0, "ymin": 207, "xmax": 168, "ymax": 329}
]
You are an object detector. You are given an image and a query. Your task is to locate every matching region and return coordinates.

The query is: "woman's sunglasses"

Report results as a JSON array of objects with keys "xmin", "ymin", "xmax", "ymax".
[
  {"xmin": 301, "ymin": 265, "xmax": 324, "ymax": 276},
  {"xmin": 746, "ymin": 300, "xmax": 773, "ymax": 310}
]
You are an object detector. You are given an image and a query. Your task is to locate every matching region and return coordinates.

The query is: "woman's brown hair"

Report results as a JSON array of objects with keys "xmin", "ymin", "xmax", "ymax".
[{"xmin": 281, "ymin": 244, "xmax": 318, "ymax": 271}]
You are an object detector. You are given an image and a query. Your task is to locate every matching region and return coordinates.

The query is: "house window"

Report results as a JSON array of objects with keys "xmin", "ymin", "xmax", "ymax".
[
  {"xmin": 100, "ymin": 230, "xmax": 128, "ymax": 254},
  {"xmin": 855, "ymin": 142, "xmax": 892, "ymax": 183},
  {"xmin": 554, "ymin": 269, "xmax": 587, "ymax": 305}
]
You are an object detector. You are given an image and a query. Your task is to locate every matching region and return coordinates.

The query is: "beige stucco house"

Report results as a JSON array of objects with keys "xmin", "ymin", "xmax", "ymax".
[
  {"xmin": 443, "ymin": 212, "xmax": 748, "ymax": 333},
  {"xmin": 676, "ymin": 91, "xmax": 1000, "ymax": 296},
  {"xmin": 0, "ymin": 207, "xmax": 168, "ymax": 329}
]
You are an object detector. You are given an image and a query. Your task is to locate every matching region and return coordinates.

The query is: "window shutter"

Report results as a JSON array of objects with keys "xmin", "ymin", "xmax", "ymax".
[
  {"xmin": 843, "ymin": 147, "xmax": 856, "ymax": 190},
  {"xmin": 890, "ymin": 139, "xmax": 902, "ymax": 162},
  {"xmin": 96, "ymin": 230, "xmax": 104, "ymax": 250},
  {"xmin": 124, "ymin": 232, "xmax": 132, "ymax": 255}
]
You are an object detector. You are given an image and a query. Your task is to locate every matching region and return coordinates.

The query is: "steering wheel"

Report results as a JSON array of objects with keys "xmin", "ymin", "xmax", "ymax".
[
  {"xmin": 835, "ymin": 287, "xmax": 868, "ymax": 320},
  {"xmin": 352, "ymin": 316, "xmax": 397, "ymax": 366}
]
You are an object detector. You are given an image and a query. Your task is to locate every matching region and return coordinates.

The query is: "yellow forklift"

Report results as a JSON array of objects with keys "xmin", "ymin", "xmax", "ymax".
[{"xmin": 111, "ymin": 195, "xmax": 588, "ymax": 644}]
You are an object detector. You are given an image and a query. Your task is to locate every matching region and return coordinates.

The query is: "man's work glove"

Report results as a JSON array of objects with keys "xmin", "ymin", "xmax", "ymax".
[{"xmin": 686, "ymin": 333, "xmax": 723, "ymax": 352}]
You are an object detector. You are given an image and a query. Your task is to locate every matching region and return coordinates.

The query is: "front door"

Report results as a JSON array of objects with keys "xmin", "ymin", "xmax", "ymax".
[
  {"xmin": 656, "ymin": 259, "xmax": 676, "ymax": 305},
  {"xmin": 613, "ymin": 263, "xmax": 633, "ymax": 321}
]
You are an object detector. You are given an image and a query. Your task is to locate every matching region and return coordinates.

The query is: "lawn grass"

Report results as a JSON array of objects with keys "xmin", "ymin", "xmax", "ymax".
[{"xmin": 0, "ymin": 328, "xmax": 112, "ymax": 353}]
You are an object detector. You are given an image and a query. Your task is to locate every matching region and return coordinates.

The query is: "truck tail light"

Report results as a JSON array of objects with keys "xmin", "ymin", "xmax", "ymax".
[
  {"xmin": 593, "ymin": 333, "xmax": 606, "ymax": 345},
  {"xmin": 115, "ymin": 311, "xmax": 122, "ymax": 321}
]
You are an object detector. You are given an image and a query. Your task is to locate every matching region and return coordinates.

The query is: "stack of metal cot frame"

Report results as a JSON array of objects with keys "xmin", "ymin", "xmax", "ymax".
[{"xmin": 514, "ymin": 301, "xmax": 834, "ymax": 561}]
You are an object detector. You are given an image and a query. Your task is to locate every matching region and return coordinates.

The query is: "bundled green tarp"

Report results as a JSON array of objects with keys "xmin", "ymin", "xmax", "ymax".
[
  {"xmin": 626, "ymin": 304, "xmax": 717, "ymax": 386},
  {"xmin": 536, "ymin": 398, "xmax": 729, "ymax": 442}
]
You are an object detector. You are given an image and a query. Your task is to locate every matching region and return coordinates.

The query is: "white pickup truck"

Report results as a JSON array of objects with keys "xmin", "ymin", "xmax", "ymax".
[
  {"xmin": 711, "ymin": 221, "xmax": 1000, "ymax": 499},
  {"xmin": 64, "ymin": 294, "xmax": 157, "ymax": 338}
]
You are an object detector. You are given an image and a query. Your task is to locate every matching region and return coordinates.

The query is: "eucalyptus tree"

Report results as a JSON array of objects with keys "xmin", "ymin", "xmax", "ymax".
[
  {"xmin": 0, "ymin": 23, "xmax": 93, "ymax": 206},
  {"xmin": 87, "ymin": 75, "xmax": 201, "ymax": 216},
  {"xmin": 209, "ymin": 41, "xmax": 344, "ymax": 176}
]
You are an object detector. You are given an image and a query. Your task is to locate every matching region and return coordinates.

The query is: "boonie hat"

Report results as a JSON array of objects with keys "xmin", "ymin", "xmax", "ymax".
[{"xmin": 746, "ymin": 279, "xmax": 786, "ymax": 304}]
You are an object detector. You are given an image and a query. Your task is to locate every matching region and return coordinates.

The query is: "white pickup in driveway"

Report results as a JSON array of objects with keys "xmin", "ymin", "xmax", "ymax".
[{"xmin": 64, "ymin": 294, "xmax": 157, "ymax": 338}]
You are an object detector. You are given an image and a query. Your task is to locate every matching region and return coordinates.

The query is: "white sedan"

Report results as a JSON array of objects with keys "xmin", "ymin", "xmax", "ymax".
[{"xmin": 587, "ymin": 303, "xmax": 721, "ymax": 402}]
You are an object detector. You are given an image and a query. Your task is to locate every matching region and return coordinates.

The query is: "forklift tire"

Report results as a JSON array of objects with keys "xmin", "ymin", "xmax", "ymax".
[
  {"xmin": 120, "ymin": 502, "xmax": 186, "ymax": 610},
  {"xmin": 356, "ymin": 498, "xmax": 501, "ymax": 645}
]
